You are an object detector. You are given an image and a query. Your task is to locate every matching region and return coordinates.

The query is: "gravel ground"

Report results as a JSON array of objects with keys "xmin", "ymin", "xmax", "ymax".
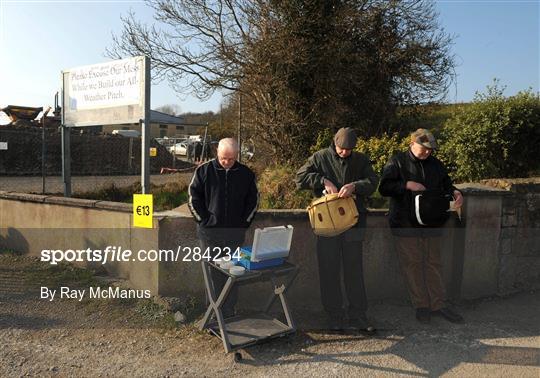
[{"xmin": 1, "ymin": 255, "xmax": 539, "ymax": 377}]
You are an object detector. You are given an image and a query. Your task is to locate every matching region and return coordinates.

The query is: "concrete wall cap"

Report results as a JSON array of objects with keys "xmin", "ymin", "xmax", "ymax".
[
  {"xmin": 94, "ymin": 201, "xmax": 132, "ymax": 213},
  {"xmin": 255, "ymin": 208, "xmax": 388, "ymax": 217},
  {"xmin": 257, "ymin": 209, "xmax": 308, "ymax": 218},
  {"xmin": 457, "ymin": 183, "xmax": 512, "ymax": 196},
  {"xmin": 154, "ymin": 210, "xmax": 191, "ymax": 219},
  {"xmin": 0, "ymin": 192, "xmax": 50, "ymax": 203},
  {"xmin": 44, "ymin": 196, "xmax": 99, "ymax": 208}
]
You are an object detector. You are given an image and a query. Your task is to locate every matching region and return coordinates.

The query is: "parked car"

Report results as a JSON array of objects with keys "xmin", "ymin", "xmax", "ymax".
[
  {"xmin": 111, "ymin": 129, "xmax": 141, "ymax": 138},
  {"xmin": 168, "ymin": 142, "xmax": 188, "ymax": 156},
  {"xmin": 242, "ymin": 146, "xmax": 254, "ymax": 160}
]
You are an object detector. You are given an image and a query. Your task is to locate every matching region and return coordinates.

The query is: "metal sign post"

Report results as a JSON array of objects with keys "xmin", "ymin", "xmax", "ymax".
[
  {"xmin": 41, "ymin": 107, "xmax": 50, "ymax": 194},
  {"xmin": 141, "ymin": 56, "xmax": 151, "ymax": 194},
  {"xmin": 201, "ymin": 122, "xmax": 209, "ymax": 160},
  {"xmin": 42, "ymin": 112, "xmax": 46, "ymax": 194},
  {"xmin": 60, "ymin": 77, "xmax": 72, "ymax": 197}
]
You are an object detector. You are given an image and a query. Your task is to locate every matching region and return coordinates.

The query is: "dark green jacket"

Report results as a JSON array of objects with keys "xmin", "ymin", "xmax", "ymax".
[{"xmin": 295, "ymin": 144, "xmax": 379, "ymax": 217}]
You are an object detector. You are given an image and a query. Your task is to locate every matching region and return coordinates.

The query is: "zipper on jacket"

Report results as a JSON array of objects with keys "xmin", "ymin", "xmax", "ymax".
[
  {"xmin": 224, "ymin": 169, "xmax": 228, "ymax": 222},
  {"xmin": 419, "ymin": 160, "xmax": 426, "ymax": 183}
]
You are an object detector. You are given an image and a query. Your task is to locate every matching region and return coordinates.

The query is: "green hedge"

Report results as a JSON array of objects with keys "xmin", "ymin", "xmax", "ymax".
[
  {"xmin": 355, "ymin": 133, "xmax": 410, "ymax": 175},
  {"xmin": 438, "ymin": 85, "xmax": 540, "ymax": 182},
  {"xmin": 258, "ymin": 165, "xmax": 314, "ymax": 209},
  {"xmin": 261, "ymin": 85, "xmax": 540, "ymax": 208}
]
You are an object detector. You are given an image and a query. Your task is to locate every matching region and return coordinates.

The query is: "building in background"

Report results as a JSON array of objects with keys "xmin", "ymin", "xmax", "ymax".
[
  {"xmin": 1, "ymin": 106, "xmax": 206, "ymax": 139},
  {"xmin": 101, "ymin": 110, "xmax": 205, "ymax": 138}
]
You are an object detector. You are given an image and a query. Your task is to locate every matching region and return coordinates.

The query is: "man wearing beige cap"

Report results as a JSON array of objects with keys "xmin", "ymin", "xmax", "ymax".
[
  {"xmin": 379, "ymin": 128, "xmax": 464, "ymax": 324},
  {"xmin": 296, "ymin": 127, "xmax": 378, "ymax": 333}
]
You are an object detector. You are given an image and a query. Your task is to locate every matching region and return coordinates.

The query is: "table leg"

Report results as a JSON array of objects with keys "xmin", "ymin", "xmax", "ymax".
[{"xmin": 199, "ymin": 262, "xmax": 236, "ymax": 353}]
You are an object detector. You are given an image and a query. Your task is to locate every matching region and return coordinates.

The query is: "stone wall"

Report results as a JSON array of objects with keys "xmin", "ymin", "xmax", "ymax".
[
  {"xmin": 496, "ymin": 180, "xmax": 540, "ymax": 294},
  {"xmin": 1, "ymin": 180, "xmax": 539, "ymax": 310},
  {"xmin": 0, "ymin": 192, "xmax": 161, "ymax": 294}
]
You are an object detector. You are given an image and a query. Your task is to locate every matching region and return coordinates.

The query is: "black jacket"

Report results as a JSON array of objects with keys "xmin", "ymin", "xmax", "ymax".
[
  {"xmin": 188, "ymin": 159, "xmax": 259, "ymax": 243},
  {"xmin": 378, "ymin": 149, "xmax": 457, "ymax": 236}
]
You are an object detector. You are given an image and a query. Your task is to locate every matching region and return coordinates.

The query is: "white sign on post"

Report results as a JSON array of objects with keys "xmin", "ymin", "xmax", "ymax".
[
  {"xmin": 62, "ymin": 56, "xmax": 146, "ymax": 127},
  {"xmin": 0, "ymin": 142, "xmax": 7, "ymax": 150},
  {"xmin": 60, "ymin": 56, "xmax": 151, "ymax": 195}
]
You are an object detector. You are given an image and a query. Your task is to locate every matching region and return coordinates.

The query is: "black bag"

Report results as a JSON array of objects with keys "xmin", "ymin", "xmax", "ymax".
[{"xmin": 410, "ymin": 190, "xmax": 453, "ymax": 227}]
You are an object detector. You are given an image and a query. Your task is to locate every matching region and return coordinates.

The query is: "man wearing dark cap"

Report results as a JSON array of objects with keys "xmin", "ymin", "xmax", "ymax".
[
  {"xmin": 379, "ymin": 128, "xmax": 464, "ymax": 324},
  {"xmin": 296, "ymin": 127, "xmax": 378, "ymax": 332}
]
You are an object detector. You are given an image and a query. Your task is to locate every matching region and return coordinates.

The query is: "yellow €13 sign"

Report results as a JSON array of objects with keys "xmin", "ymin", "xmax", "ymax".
[{"xmin": 133, "ymin": 194, "xmax": 153, "ymax": 228}]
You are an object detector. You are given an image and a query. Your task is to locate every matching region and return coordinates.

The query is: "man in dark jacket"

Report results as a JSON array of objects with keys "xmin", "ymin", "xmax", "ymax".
[
  {"xmin": 379, "ymin": 128, "xmax": 464, "ymax": 324},
  {"xmin": 296, "ymin": 127, "xmax": 378, "ymax": 332},
  {"xmin": 188, "ymin": 138, "xmax": 259, "ymax": 317}
]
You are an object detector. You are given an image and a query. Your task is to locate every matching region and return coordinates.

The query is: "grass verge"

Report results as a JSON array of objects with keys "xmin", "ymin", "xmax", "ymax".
[{"xmin": 72, "ymin": 179, "xmax": 189, "ymax": 211}]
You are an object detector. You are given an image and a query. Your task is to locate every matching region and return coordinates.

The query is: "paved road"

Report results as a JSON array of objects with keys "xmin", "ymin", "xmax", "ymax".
[{"xmin": 0, "ymin": 173, "xmax": 194, "ymax": 194}]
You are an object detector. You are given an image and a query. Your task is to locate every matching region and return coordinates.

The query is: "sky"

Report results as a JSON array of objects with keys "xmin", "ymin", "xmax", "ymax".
[
  {"xmin": 437, "ymin": 0, "xmax": 539, "ymax": 102},
  {"xmin": 0, "ymin": 0, "xmax": 538, "ymax": 125}
]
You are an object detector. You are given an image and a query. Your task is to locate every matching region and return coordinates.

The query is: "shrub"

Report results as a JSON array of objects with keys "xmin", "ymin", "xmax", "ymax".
[
  {"xmin": 258, "ymin": 165, "xmax": 314, "ymax": 209},
  {"xmin": 355, "ymin": 133, "xmax": 410, "ymax": 175},
  {"xmin": 309, "ymin": 128, "xmax": 334, "ymax": 155},
  {"xmin": 438, "ymin": 82, "xmax": 540, "ymax": 182}
]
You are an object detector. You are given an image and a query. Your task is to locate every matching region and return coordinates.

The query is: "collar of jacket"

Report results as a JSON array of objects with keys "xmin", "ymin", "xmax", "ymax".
[
  {"xmin": 211, "ymin": 158, "xmax": 240, "ymax": 171},
  {"xmin": 407, "ymin": 148, "xmax": 418, "ymax": 162},
  {"xmin": 407, "ymin": 148, "xmax": 430, "ymax": 163}
]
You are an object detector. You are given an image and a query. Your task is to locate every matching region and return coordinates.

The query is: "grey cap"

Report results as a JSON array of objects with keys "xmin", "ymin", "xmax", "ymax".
[{"xmin": 334, "ymin": 127, "xmax": 357, "ymax": 149}]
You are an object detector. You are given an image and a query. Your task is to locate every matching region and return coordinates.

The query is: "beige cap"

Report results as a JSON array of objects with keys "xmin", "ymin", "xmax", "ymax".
[{"xmin": 411, "ymin": 128, "xmax": 438, "ymax": 149}]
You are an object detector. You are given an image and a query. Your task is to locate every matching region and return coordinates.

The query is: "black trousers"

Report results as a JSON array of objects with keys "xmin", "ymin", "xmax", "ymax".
[
  {"xmin": 200, "ymin": 239, "xmax": 239, "ymax": 317},
  {"xmin": 316, "ymin": 234, "xmax": 368, "ymax": 319}
]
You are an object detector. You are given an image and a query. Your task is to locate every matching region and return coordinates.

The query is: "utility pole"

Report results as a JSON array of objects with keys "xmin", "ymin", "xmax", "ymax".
[{"xmin": 237, "ymin": 94, "xmax": 242, "ymax": 162}]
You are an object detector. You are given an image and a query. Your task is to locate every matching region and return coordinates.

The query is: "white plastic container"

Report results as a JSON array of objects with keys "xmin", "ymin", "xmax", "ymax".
[
  {"xmin": 220, "ymin": 261, "xmax": 235, "ymax": 270},
  {"xmin": 229, "ymin": 266, "xmax": 245, "ymax": 276}
]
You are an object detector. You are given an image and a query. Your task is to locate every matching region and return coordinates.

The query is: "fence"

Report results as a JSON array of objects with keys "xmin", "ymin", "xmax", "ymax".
[{"xmin": 0, "ymin": 126, "xmax": 194, "ymax": 194}]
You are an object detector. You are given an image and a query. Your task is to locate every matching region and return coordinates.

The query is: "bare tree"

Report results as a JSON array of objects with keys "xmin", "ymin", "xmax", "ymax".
[
  {"xmin": 107, "ymin": 0, "xmax": 258, "ymax": 99},
  {"xmin": 155, "ymin": 104, "xmax": 182, "ymax": 115},
  {"xmin": 108, "ymin": 0, "xmax": 455, "ymax": 163}
]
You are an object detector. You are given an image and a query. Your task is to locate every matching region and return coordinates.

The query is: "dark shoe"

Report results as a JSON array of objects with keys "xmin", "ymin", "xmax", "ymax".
[
  {"xmin": 327, "ymin": 315, "xmax": 343, "ymax": 332},
  {"xmin": 432, "ymin": 307, "xmax": 464, "ymax": 323},
  {"xmin": 347, "ymin": 316, "xmax": 377, "ymax": 335},
  {"xmin": 416, "ymin": 307, "xmax": 431, "ymax": 324}
]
